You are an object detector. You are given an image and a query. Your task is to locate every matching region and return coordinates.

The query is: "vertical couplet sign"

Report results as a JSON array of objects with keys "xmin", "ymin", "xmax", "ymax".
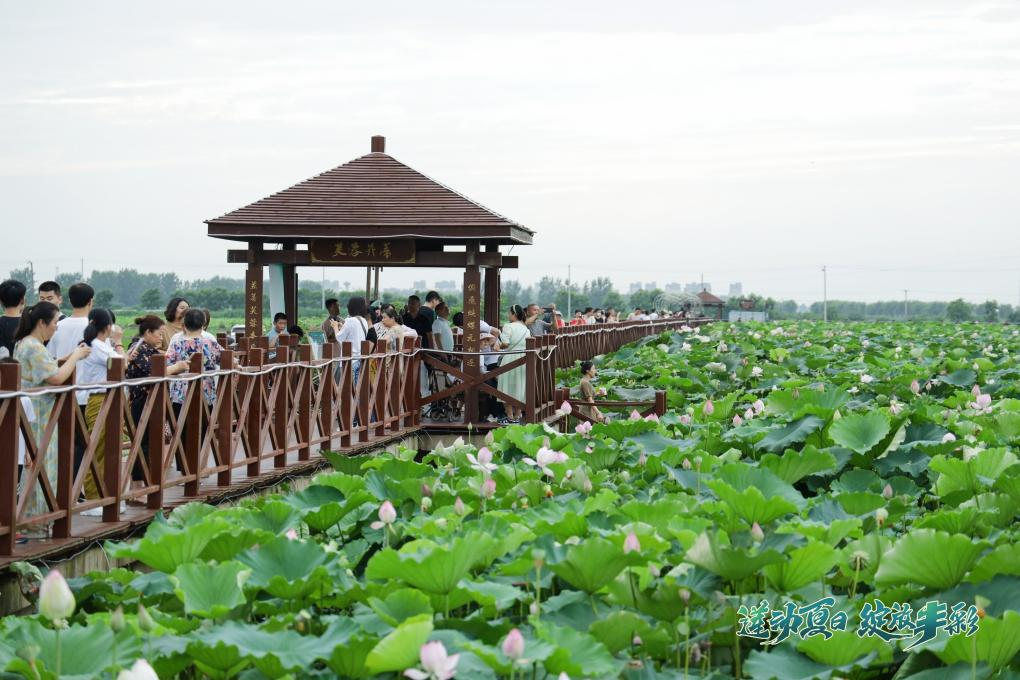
[
  {"xmin": 245, "ymin": 267, "xmax": 263, "ymax": 338},
  {"xmin": 462, "ymin": 267, "xmax": 482, "ymax": 423}
]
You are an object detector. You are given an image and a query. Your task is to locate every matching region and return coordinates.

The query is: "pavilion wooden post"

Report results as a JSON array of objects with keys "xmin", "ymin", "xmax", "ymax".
[
  {"xmin": 484, "ymin": 244, "xmax": 501, "ymax": 328},
  {"xmin": 183, "ymin": 353, "xmax": 203, "ymax": 497},
  {"xmin": 245, "ymin": 250, "xmax": 264, "ymax": 339},
  {"xmin": 147, "ymin": 360, "xmax": 167, "ymax": 510},
  {"xmin": 103, "ymin": 357, "xmax": 125, "ymax": 522},
  {"xmin": 462, "ymin": 244, "xmax": 482, "ymax": 425}
]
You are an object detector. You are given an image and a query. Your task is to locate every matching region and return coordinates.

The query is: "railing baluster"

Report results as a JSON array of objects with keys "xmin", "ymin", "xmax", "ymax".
[
  {"xmin": 0, "ymin": 363, "xmax": 20, "ymax": 555},
  {"xmin": 104, "ymin": 357, "xmax": 125, "ymax": 522}
]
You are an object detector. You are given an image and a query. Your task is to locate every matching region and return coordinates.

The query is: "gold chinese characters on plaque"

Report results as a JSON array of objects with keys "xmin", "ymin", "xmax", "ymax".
[{"xmin": 310, "ymin": 239, "xmax": 416, "ymax": 265}]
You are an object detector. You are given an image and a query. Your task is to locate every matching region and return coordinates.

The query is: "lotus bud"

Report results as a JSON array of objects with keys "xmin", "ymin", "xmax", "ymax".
[
  {"xmin": 378, "ymin": 500, "xmax": 397, "ymax": 524},
  {"xmin": 732, "ymin": 414, "xmax": 743, "ymax": 426},
  {"xmin": 484, "ymin": 430, "xmax": 495, "ymax": 444},
  {"xmin": 583, "ymin": 479, "xmax": 593, "ymax": 493},
  {"xmin": 116, "ymin": 659, "xmax": 159, "ymax": 680},
  {"xmin": 15, "ymin": 644, "xmax": 39, "ymax": 665},
  {"xmin": 110, "ymin": 605, "xmax": 125, "ymax": 633},
  {"xmin": 421, "ymin": 483, "xmax": 433, "ymax": 497},
  {"xmin": 694, "ymin": 456, "xmax": 702, "ymax": 470},
  {"xmin": 638, "ymin": 453, "xmax": 647, "ymax": 467},
  {"xmin": 559, "ymin": 401, "xmax": 573, "ymax": 415},
  {"xmin": 875, "ymin": 507, "xmax": 889, "ymax": 526},
  {"xmin": 454, "ymin": 497, "xmax": 466, "ymax": 516},
  {"xmin": 530, "ymin": 602, "xmax": 540, "ymax": 616},
  {"xmin": 832, "ymin": 409, "xmax": 842, "ymax": 421},
  {"xmin": 703, "ymin": 399, "xmax": 714, "ymax": 416},
  {"xmin": 623, "ymin": 532, "xmax": 641, "ymax": 554},
  {"xmin": 632, "ymin": 634, "xmax": 643, "ymax": 646},
  {"xmin": 502, "ymin": 628, "xmax": 525, "ymax": 660},
  {"xmin": 682, "ymin": 457, "xmax": 692, "ymax": 470},
  {"xmin": 679, "ymin": 414, "xmax": 692, "ymax": 425},
  {"xmin": 629, "ymin": 410, "xmax": 642, "ymax": 421},
  {"xmin": 558, "ymin": 673, "xmax": 570, "ymax": 680},
  {"xmin": 285, "ymin": 528, "xmax": 298, "ymax": 540},
  {"xmin": 648, "ymin": 564, "xmax": 661, "ymax": 578},
  {"xmin": 750, "ymin": 522, "xmax": 764, "ymax": 543},
  {"xmin": 972, "ymin": 384, "xmax": 981, "ymax": 397},
  {"xmin": 882, "ymin": 484, "xmax": 893, "ymax": 499},
  {"xmin": 744, "ymin": 408, "xmax": 754, "ymax": 420},
  {"xmin": 481, "ymin": 478, "xmax": 496, "ymax": 499},
  {"xmin": 38, "ymin": 570, "xmax": 75, "ymax": 623},
  {"xmin": 420, "ymin": 497, "xmax": 433, "ymax": 512},
  {"xmin": 910, "ymin": 379, "xmax": 920, "ymax": 395},
  {"xmin": 137, "ymin": 602, "xmax": 155, "ymax": 632},
  {"xmin": 679, "ymin": 588, "xmax": 691, "ymax": 605}
]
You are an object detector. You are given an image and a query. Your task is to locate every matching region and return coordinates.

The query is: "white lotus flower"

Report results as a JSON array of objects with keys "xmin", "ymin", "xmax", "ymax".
[
  {"xmin": 744, "ymin": 408, "xmax": 754, "ymax": 420},
  {"xmin": 750, "ymin": 366, "xmax": 763, "ymax": 378},
  {"xmin": 942, "ymin": 432, "xmax": 957, "ymax": 443},
  {"xmin": 466, "ymin": 447, "xmax": 498, "ymax": 475},
  {"xmin": 860, "ymin": 374, "xmax": 874, "ymax": 384},
  {"xmin": 404, "ymin": 641, "xmax": 460, "ymax": 680},
  {"xmin": 623, "ymin": 532, "xmax": 641, "ymax": 554},
  {"xmin": 117, "ymin": 660, "xmax": 159, "ymax": 680},
  {"xmin": 370, "ymin": 500, "xmax": 397, "ymax": 529},
  {"xmin": 968, "ymin": 393, "xmax": 992, "ymax": 414},
  {"xmin": 752, "ymin": 399, "xmax": 765, "ymax": 414},
  {"xmin": 522, "ymin": 447, "xmax": 568, "ymax": 477}
]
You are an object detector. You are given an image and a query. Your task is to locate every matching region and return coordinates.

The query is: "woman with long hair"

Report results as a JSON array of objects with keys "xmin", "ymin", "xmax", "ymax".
[
  {"xmin": 13, "ymin": 302, "xmax": 90, "ymax": 536},
  {"xmin": 159, "ymin": 297, "xmax": 189, "ymax": 351},
  {"xmin": 498, "ymin": 304, "xmax": 530, "ymax": 424},
  {"xmin": 125, "ymin": 315, "xmax": 188, "ymax": 502},
  {"xmin": 166, "ymin": 309, "xmax": 221, "ymax": 466},
  {"xmin": 78, "ymin": 308, "xmax": 126, "ymax": 503}
]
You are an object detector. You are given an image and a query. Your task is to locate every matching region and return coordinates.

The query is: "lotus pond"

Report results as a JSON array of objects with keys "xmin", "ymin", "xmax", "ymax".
[{"xmin": 2, "ymin": 321, "xmax": 1019, "ymax": 679}]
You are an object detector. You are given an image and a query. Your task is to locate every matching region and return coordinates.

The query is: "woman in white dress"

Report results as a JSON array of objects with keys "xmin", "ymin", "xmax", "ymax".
[{"xmin": 498, "ymin": 304, "xmax": 530, "ymax": 424}]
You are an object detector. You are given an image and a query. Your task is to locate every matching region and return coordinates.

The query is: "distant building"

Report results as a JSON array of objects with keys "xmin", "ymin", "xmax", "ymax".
[
  {"xmin": 645, "ymin": 281, "xmax": 657, "ymax": 291},
  {"xmin": 664, "ymin": 282, "xmax": 683, "ymax": 293},
  {"xmin": 729, "ymin": 282, "xmax": 743, "ymax": 297},
  {"xmin": 435, "ymin": 280, "xmax": 458, "ymax": 292},
  {"xmin": 629, "ymin": 282, "xmax": 643, "ymax": 293},
  {"xmin": 413, "ymin": 280, "xmax": 427, "ymax": 290}
]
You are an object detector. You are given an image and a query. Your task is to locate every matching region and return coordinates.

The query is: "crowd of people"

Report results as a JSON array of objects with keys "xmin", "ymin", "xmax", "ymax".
[
  {"xmin": 1, "ymin": 273, "xmax": 689, "ymax": 541},
  {"xmin": 1, "ymin": 278, "xmax": 222, "ymax": 542}
]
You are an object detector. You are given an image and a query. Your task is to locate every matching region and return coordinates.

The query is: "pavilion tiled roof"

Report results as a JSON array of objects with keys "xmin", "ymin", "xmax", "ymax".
[
  {"xmin": 206, "ymin": 136, "xmax": 532, "ymax": 244},
  {"xmin": 697, "ymin": 290, "xmax": 725, "ymax": 305}
]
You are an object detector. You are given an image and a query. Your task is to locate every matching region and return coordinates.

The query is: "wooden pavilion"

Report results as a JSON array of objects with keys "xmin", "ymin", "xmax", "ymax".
[
  {"xmin": 697, "ymin": 289, "xmax": 726, "ymax": 320},
  {"xmin": 207, "ymin": 134, "xmax": 531, "ymax": 354}
]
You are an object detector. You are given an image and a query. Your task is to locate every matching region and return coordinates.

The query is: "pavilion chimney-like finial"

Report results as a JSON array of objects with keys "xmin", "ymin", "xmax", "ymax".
[{"xmin": 371, "ymin": 135, "xmax": 385, "ymax": 153}]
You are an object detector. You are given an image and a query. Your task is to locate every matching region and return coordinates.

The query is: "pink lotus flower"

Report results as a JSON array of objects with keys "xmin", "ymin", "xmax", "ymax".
[
  {"xmin": 889, "ymin": 401, "xmax": 903, "ymax": 416},
  {"xmin": 629, "ymin": 410, "xmax": 642, "ymax": 421},
  {"xmin": 679, "ymin": 414, "xmax": 692, "ymax": 425},
  {"xmin": 744, "ymin": 408, "xmax": 754, "ymax": 420},
  {"xmin": 681, "ymin": 458, "xmax": 692, "ymax": 470},
  {"xmin": 972, "ymin": 384, "xmax": 982, "ymax": 397},
  {"xmin": 732, "ymin": 414, "xmax": 743, "ymax": 427},
  {"xmin": 632, "ymin": 634, "xmax": 643, "ymax": 646},
  {"xmin": 752, "ymin": 399, "xmax": 765, "ymax": 414},
  {"xmin": 750, "ymin": 522, "xmax": 764, "ymax": 543},
  {"xmin": 910, "ymin": 380, "xmax": 921, "ymax": 395},
  {"xmin": 454, "ymin": 497, "xmax": 466, "ymax": 516},
  {"xmin": 481, "ymin": 478, "xmax": 497, "ymax": 499},
  {"xmin": 644, "ymin": 413, "xmax": 659, "ymax": 423},
  {"xmin": 574, "ymin": 421, "xmax": 593, "ymax": 436},
  {"xmin": 623, "ymin": 531, "xmax": 641, "ymax": 554},
  {"xmin": 703, "ymin": 399, "xmax": 714, "ymax": 416},
  {"xmin": 404, "ymin": 640, "xmax": 460, "ymax": 680},
  {"xmin": 285, "ymin": 528, "xmax": 299, "ymax": 541},
  {"xmin": 968, "ymin": 393, "xmax": 992, "ymax": 413},
  {"xmin": 371, "ymin": 500, "xmax": 397, "ymax": 529},
  {"xmin": 467, "ymin": 447, "xmax": 498, "ymax": 475},
  {"xmin": 522, "ymin": 447, "xmax": 568, "ymax": 477},
  {"xmin": 882, "ymin": 484, "xmax": 893, "ymax": 499},
  {"xmin": 559, "ymin": 401, "xmax": 573, "ymax": 415},
  {"xmin": 39, "ymin": 570, "xmax": 75, "ymax": 622},
  {"xmin": 637, "ymin": 452, "xmax": 647, "ymax": 466},
  {"xmin": 502, "ymin": 628, "xmax": 525, "ymax": 660}
]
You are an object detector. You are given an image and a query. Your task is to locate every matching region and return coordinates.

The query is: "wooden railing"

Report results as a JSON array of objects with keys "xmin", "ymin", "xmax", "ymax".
[{"xmin": 0, "ymin": 317, "xmax": 707, "ymax": 558}]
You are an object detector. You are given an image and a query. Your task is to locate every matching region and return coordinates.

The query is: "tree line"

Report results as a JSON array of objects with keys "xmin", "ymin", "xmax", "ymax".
[{"xmin": 6, "ymin": 267, "xmax": 1017, "ymax": 323}]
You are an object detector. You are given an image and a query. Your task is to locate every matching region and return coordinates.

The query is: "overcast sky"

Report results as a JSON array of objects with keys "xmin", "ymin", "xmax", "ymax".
[{"xmin": 2, "ymin": 1, "xmax": 1019, "ymax": 304}]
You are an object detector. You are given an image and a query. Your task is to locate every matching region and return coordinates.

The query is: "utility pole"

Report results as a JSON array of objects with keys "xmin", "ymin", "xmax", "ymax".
[
  {"xmin": 822, "ymin": 265, "xmax": 828, "ymax": 322},
  {"xmin": 566, "ymin": 264, "xmax": 572, "ymax": 318},
  {"xmin": 903, "ymin": 289, "xmax": 909, "ymax": 320},
  {"xmin": 26, "ymin": 260, "xmax": 34, "ymax": 288}
]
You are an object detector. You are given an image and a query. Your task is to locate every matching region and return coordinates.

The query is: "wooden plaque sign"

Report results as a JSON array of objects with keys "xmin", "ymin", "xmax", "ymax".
[{"xmin": 309, "ymin": 238, "xmax": 416, "ymax": 265}]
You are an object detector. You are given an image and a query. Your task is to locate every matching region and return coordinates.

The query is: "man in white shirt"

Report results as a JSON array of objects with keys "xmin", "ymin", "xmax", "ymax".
[
  {"xmin": 47, "ymin": 283, "xmax": 94, "ymax": 360},
  {"xmin": 432, "ymin": 303, "xmax": 455, "ymax": 353}
]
